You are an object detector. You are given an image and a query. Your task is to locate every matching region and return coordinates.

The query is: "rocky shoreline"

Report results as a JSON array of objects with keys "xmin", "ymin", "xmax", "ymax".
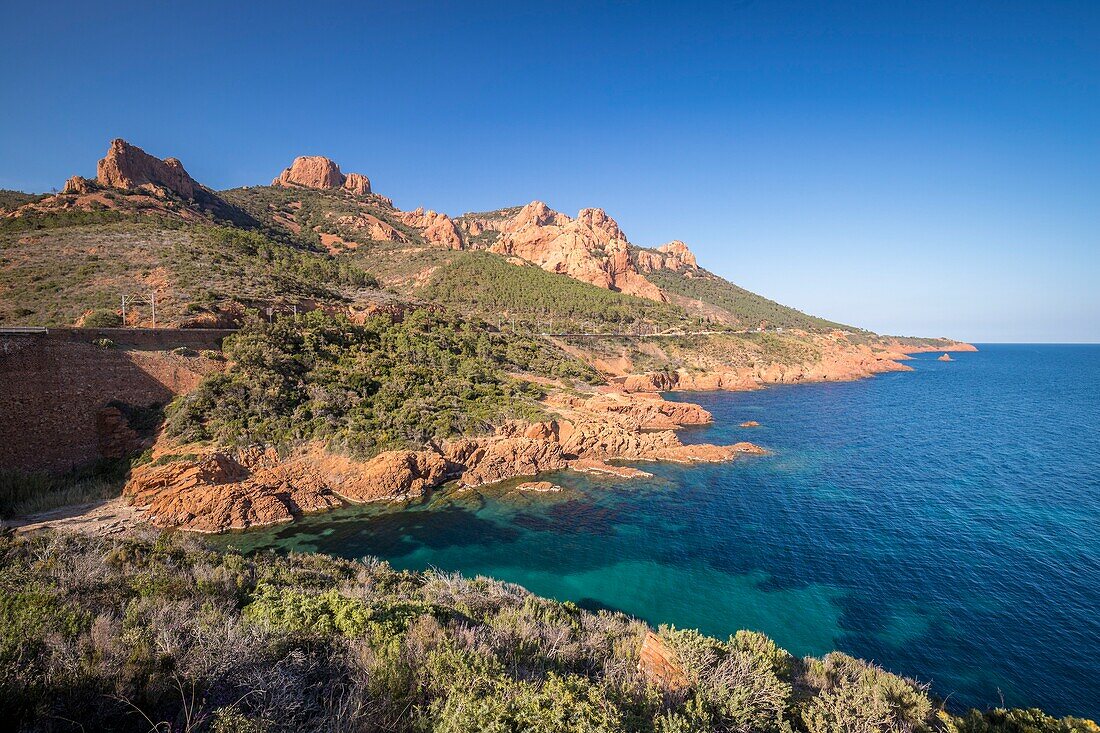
[
  {"xmin": 121, "ymin": 390, "xmax": 766, "ymax": 533},
  {"xmin": 613, "ymin": 338, "xmax": 977, "ymax": 392},
  {"xmin": 13, "ymin": 338, "xmax": 974, "ymax": 537}
]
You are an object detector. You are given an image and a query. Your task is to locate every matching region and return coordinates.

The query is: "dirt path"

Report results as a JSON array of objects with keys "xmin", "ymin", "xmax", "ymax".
[{"xmin": 3, "ymin": 498, "xmax": 149, "ymax": 536}]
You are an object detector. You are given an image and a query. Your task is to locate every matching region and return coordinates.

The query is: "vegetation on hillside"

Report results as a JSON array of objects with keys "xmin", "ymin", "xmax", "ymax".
[
  {"xmin": 421, "ymin": 251, "xmax": 696, "ymax": 330},
  {"xmin": 0, "ymin": 189, "xmax": 47, "ymax": 211},
  {"xmin": 166, "ymin": 309, "xmax": 600, "ymax": 457},
  {"xmin": 645, "ymin": 268, "xmax": 856, "ymax": 333},
  {"xmin": 0, "ymin": 461, "xmax": 129, "ymax": 519},
  {"xmin": 221, "ymin": 186, "xmax": 424, "ymax": 251},
  {"xmin": 0, "ymin": 219, "xmax": 375, "ymax": 327},
  {"xmin": 2, "ymin": 530, "xmax": 1094, "ymax": 732}
]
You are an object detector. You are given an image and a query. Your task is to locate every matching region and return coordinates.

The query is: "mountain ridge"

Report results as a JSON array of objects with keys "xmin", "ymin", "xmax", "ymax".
[{"xmin": 1, "ymin": 138, "xmax": 856, "ymax": 333}]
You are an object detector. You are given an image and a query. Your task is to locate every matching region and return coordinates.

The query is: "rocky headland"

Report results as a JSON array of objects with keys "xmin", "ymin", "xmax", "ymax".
[
  {"xmin": 123, "ymin": 390, "xmax": 765, "ymax": 533},
  {"xmin": 2, "ymin": 137, "xmax": 977, "ymax": 539}
]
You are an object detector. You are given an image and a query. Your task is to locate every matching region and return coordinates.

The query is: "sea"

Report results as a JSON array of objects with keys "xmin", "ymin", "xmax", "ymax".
[{"xmin": 214, "ymin": 345, "xmax": 1100, "ymax": 719}]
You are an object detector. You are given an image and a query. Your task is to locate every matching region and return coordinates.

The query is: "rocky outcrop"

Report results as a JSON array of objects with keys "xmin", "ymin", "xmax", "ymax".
[
  {"xmin": 547, "ymin": 391, "xmax": 712, "ymax": 429},
  {"xmin": 342, "ymin": 172, "xmax": 372, "ymax": 196},
  {"xmin": 740, "ymin": 420, "xmax": 761, "ymax": 428},
  {"xmin": 272, "ymin": 155, "xmax": 371, "ymax": 195},
  {"xmin": 61, "ymin": 175, "xmax": 97, "ymax": 195},
  {"xmin": 125, "ymin": 450, "xmax": 343, "ymax": 533},
  {"xmin": 445, "ymin": 436, "xmax": 568, "ymax": 487},
  {"xmin": 657, "ymin": 240, "xmax": 698, "ymax": 269},
  {"xmin": 397, "ymin": 207, "xmax": 463, "ymax": 250},
  {"xmin": 515, "ymin": 481, "xmax": 563, "ymax": 492},
  {"xmin": 96, "ymin": 139, "xmax": 201, "ymax": 200},
  {"xmin": 938, "ymin": 353, "xmax": 953, "ymax": 361},
  {"xmin": 635, "ymin": 240, "xmax": 699, "ymax": 272},
  {"xmin": 125, "ymin": 389, "xmax": 764, "ymax": 532},
  {"xmin": 638, "ymin": 632, "xmax": 690, "ymax": 692},
  {"xmin": 457, "ymin": 201, "xmax": 667, "ymax": 301}
]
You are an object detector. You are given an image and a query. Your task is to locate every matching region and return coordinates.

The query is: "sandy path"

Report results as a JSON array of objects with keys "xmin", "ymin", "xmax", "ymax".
[{"xmin": 4, "ymin": 498, "xmax": 149, "ymax": 536}]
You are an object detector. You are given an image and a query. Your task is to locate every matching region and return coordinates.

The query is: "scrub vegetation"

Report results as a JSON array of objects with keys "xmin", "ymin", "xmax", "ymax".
[
  {"xmin": 0, "ymin": 220, "xmax": 375, "ymax": 327},
  {"xmin": 166, "ymin": 309, "xmax": 601, "ymax": 457},
  {"xmin": 421, "ymin": 251, "xmax": 694, "ymax": 329},
  {"xmin": 2, "ymin": 530, "xmax": 1094, "ymax": 733},
  {"xmin": 644, "ymin": 268, "xmax": 855, "ymax": 332}
]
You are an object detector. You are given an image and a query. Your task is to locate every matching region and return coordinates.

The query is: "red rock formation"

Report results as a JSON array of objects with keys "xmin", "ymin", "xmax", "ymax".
[
  {"xmin": 397, "ymin": 207, "xmax": 463, "ymax": 250},
  {"xmin": 272, "ymin": 155, "xmax": 371, "ymax": 195},
  {"xmin": 446, "ymin": 436, "xmax": 568, "ymax": 487},
  {"xmin": 634, "ymin": 240, "xmax": 699, "ymax": 272},
  {"xmin": 938, "ymin": 353, "xmax": 953, "ymax": 361},
  {"xmin": 547, "ymin": 391, "xmax": 712, "ymax": 429},
  {"xmin": 740, "ymin": 420, "xmax": 761, "ymax": 428},
  {"xmin": 61, "ymin": 175, "xmax": 97, "ymax": 195},
  {"xmin": 342, "ymin": 172, "xmax": 372, "ymax": 195},
  {"xmin": 96, "ymin": 139, "xmax": 199, "ymax": 200},
  {"xmin": 457, "ymin": 201, "xmax": 666, "ymax": 301},
  {"xmin": 272, "ymin": 155, "xmax": 344, "ymax": 189},
  {"xmin": 638, "ymin": 632, "xmax": 691, "ymax": 692},
  {"xmin": 656, "ymin": 240, "xmax": 698, "ymax": 269},
  {"xmin": 126, "ymin": 451, "xmax": 343, "ymax": 533},
  {"xmin": 124, "ymin": 385, "xmax": 765, "ymax": 532}
]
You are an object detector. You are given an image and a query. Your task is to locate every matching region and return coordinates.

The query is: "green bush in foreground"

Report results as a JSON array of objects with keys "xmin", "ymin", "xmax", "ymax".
[{"xmin": 0, "ymin": 531, "xmax": 1094, "ymax": 733}]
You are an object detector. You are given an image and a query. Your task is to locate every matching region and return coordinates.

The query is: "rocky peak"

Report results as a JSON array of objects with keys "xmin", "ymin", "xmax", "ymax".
[
  {"xmin": 342, "ymin": 172, "xmax": 371, "ymax": 196},
  {"xmin": 577, "ymin": 207, "xmax": 626, "ymax": 244},
  {"xmin": 514, "ymin": 200, "xmax": 567, "ymax": 228},
  {"xmin": 635, "ymin": 240, "xmax": 699, "ymax": 273},
  {"xmin": 272, "ymin": 155, "xmax": 371, "ymax": 195},
  {"xmin": 656, "ymin": 240, "xmax": 698, "ymax": 269},
  {"xmin": 95, "ymin": 139, "xmax": 200, "ymax": 200},
  {"xmin": 396, "ymin": 207, "xmax": 463, "ymax": 250}
]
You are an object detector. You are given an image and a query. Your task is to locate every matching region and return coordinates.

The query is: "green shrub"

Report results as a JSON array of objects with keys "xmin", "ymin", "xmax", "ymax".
[
  {"xmin": 0, "ymin": 531, "xmax": 1091, "ymax": 733},
  {"xmin": 166, "ymin": 309, "xmax": 593, "ymax": 455},
  {"xmin": 81, "ymin": 308, "xmax": 123, "ymax": 327},
  {"xmin": 244, "ymin": 584, "xmax": 372, "ymax": 636}
]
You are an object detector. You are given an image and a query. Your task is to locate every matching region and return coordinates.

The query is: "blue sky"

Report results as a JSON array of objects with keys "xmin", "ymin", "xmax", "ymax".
[{"xmin": 1, "ymin": 1, "xmax": 1097, "ymax": 342}]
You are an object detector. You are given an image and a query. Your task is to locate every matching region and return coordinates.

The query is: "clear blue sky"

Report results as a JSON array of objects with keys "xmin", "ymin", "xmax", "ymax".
[{"xmin": 2, "ymin": 1, "xmax": 1097, "ymax": 342}]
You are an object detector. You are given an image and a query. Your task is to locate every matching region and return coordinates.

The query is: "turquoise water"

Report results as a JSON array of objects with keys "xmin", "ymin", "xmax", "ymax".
[{"xmin": 217, "ymin": 345, "xmax": 1100, "ymax": 718}]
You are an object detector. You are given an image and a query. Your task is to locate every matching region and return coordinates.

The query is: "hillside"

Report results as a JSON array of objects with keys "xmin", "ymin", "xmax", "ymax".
[
  {"xmin": 2, "ymin": 139, "xmax": 870, "ymax": 339},
  {"xmin": 645, "ymin": 267, "xmax": 858, "ymax": 332}
]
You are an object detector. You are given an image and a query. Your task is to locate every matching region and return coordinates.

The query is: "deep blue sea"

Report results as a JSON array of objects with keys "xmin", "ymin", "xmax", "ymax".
[{"xmin": 218, "ymin": 345, "xmax": 1100, "ymax": 719}]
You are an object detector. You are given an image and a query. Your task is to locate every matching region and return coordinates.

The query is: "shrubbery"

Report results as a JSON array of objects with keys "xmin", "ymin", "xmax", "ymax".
[
  {"xmin": 1, "ymin": 531, "xmax": 1092, "ymax": 732},
  {"xmin": 422, "ymin": 251, "xmax": 692, "ymax": 328},
  {"xmin": 80, "ymin": 308, "xmax": 123, "ymax": 327},
  {"xmin": 166, "ymin": 309, "xmax": 600, "ymax": 456}
]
